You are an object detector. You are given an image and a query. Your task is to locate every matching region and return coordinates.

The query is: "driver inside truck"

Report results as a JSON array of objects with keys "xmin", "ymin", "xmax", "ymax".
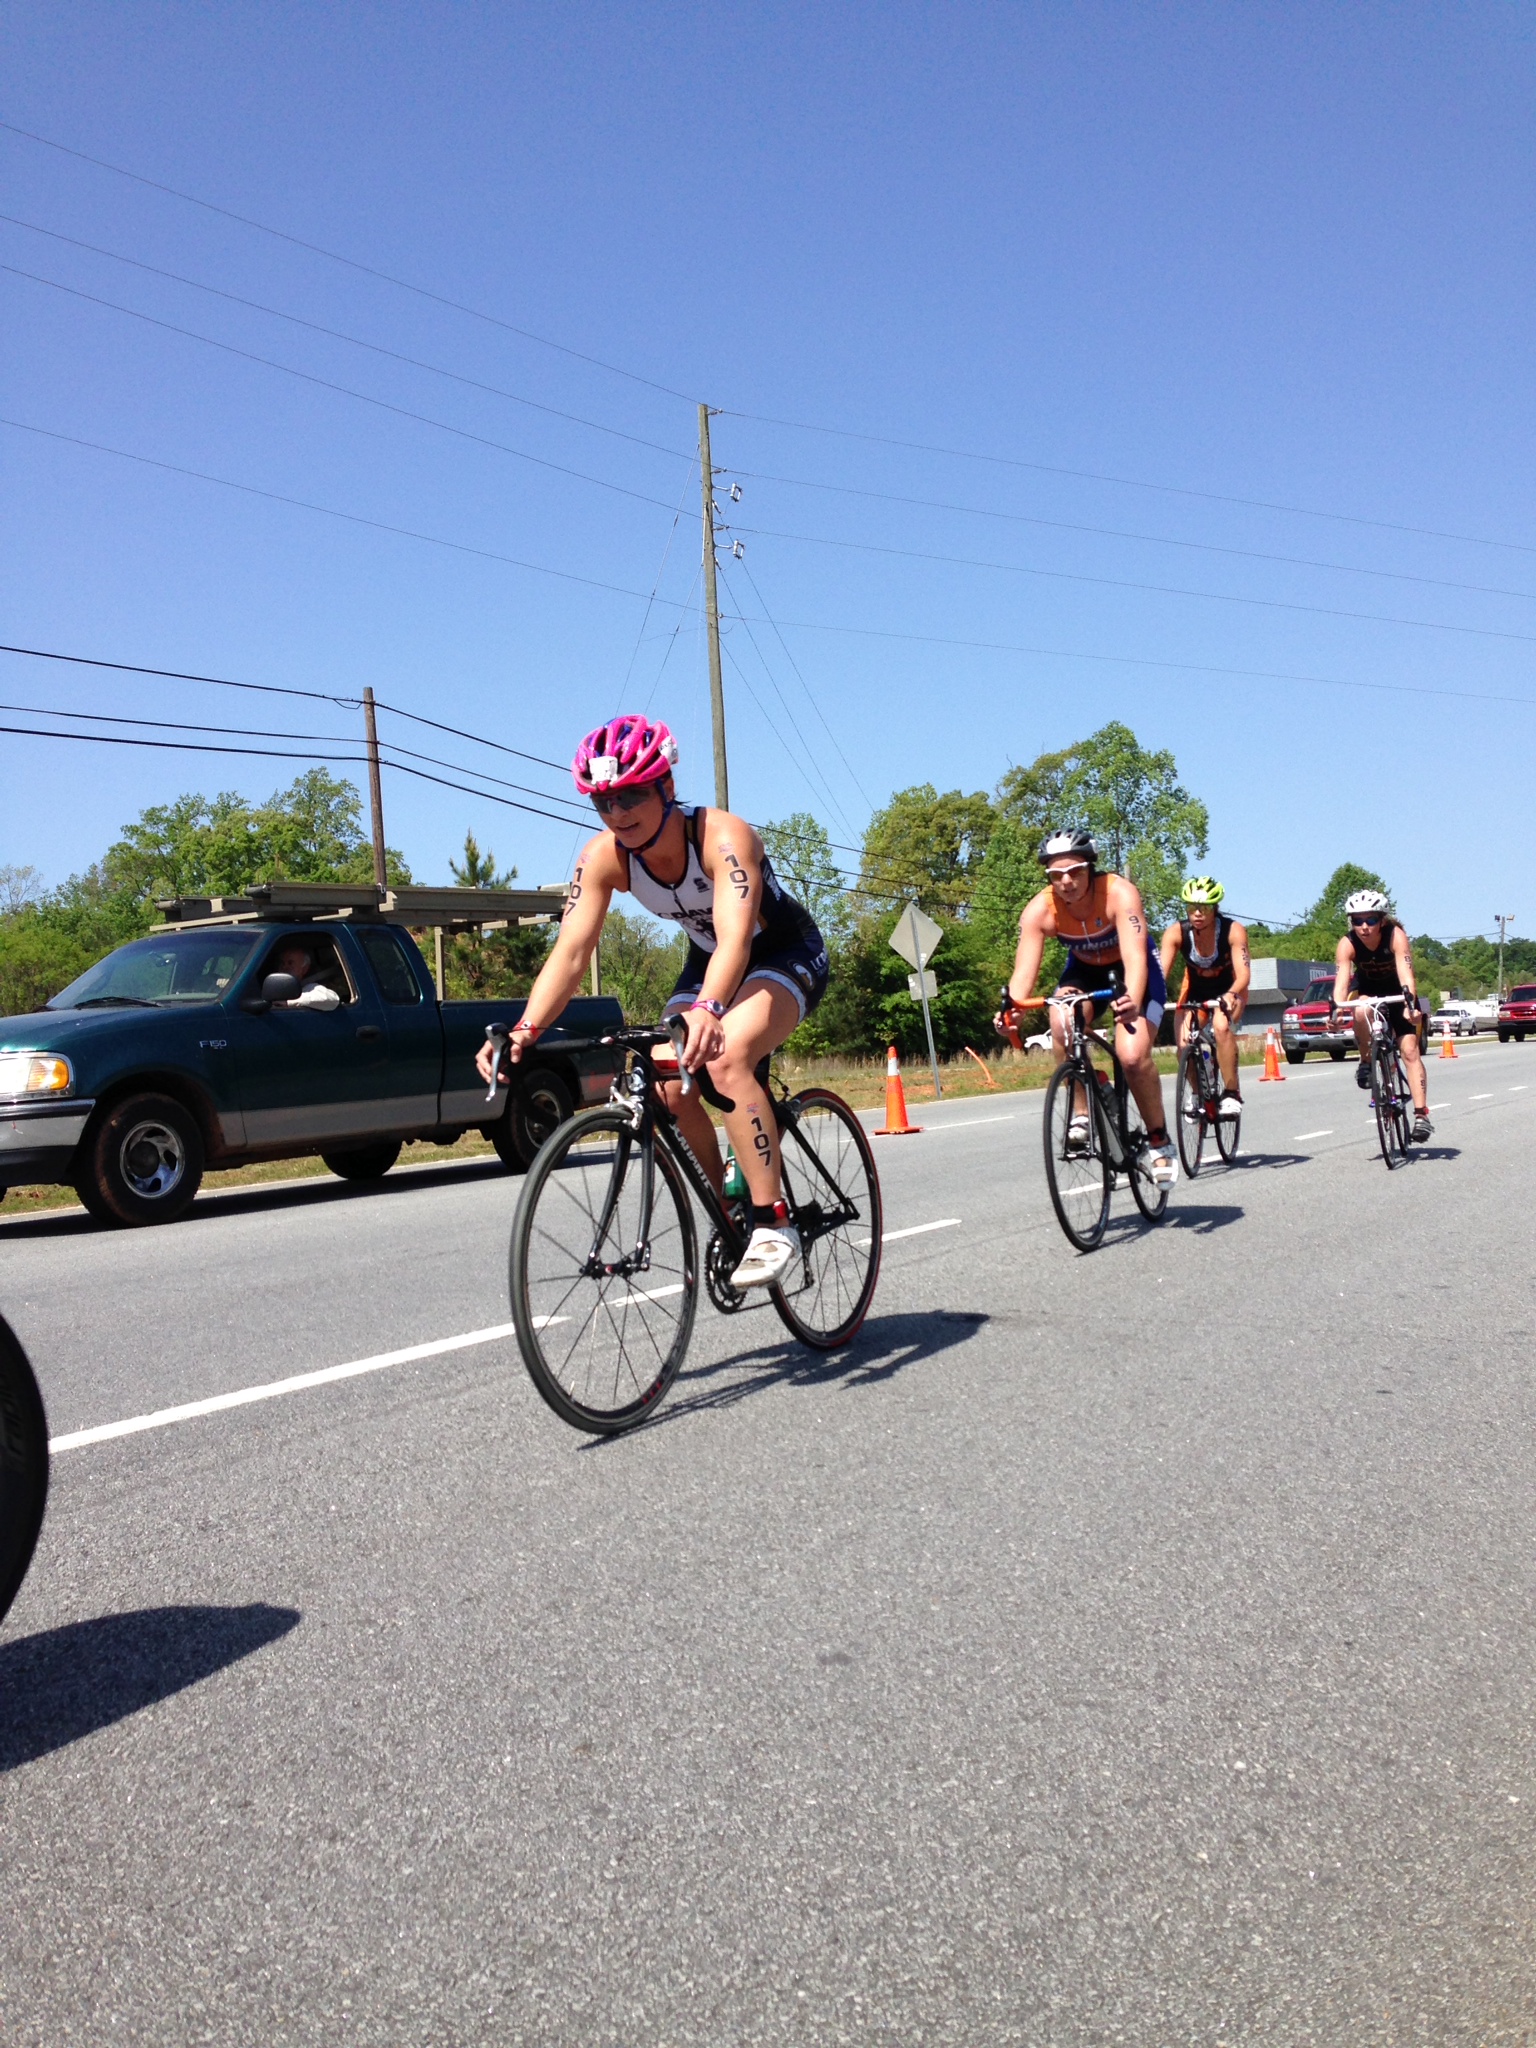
[{"xmin": 271, "ymin": 941, "xmax": 343, "ymax": 1013}]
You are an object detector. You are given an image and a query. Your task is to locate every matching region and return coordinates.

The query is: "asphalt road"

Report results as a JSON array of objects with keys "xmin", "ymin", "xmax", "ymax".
[{"xmin": 2, "ymin": 1042, "xmax": 1534, "ymax": 2045}]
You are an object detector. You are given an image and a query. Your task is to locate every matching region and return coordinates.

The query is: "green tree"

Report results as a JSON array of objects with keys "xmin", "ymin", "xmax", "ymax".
[
  {"xmin": 759, "ymin": 812, "xmax": 852, "ymax": 944},
  {"xmin": 102, "ymin": 770, "xmax": 411, "ymax": 909},
  {"xmin": 440, "ymin": 830, "xmax": 552, "ymax": 998},
  {"xmin": 597, "ymin": 907, "xmax": 687, "ymax": 1024},
  {"xmin": 859, "ymin": 784, "xmax": 995, "ymax": 914},
  {"xmin": 1247, "ymin": 862, "xmax": 1393, "ymax": 966}
]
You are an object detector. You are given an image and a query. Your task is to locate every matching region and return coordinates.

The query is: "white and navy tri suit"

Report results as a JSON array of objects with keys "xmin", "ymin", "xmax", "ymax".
[
  {"xmin": 1054, "ymin": 881, "xmax": 1167, "ymax": 1028},
  {"xmin": 620, "ymin": 803, "xmax": 829, "ymax": 1021}
]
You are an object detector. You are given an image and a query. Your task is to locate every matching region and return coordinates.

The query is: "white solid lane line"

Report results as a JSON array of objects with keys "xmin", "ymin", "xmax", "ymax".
[
  {"xmin": 918, "ymin": 1115, "xmax": 1017, "ymax": 1132},
  {"xmin": 50, "ymin": 1322, "xmax": 520, "ymax": 1455},
  {"xmin": 1294, "ymin": 1129, "xmax": 1334, "ymax": 1140},
  {"xmin": 857, "ymin": 1217, "xmax": 962, "ymax": 1248}
]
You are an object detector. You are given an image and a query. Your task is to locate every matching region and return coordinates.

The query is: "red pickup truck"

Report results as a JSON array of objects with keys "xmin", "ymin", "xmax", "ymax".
[
  {"xmin": 1280, "ymin": 977, "xmax": 1354, "ymax": 1063},
  {"xmin": 1498, "ymin": 984, "xmax": 1536, "ymax": 1043}
]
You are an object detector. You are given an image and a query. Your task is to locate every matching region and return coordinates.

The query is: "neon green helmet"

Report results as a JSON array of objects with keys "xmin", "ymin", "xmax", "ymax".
[{"xmin": 1181, "ymin": 875, "xmax": 1225, "ymax": 905}]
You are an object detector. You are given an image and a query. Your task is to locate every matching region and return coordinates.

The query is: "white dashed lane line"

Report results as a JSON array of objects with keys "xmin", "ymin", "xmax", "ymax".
[
  {"xmin": 50, "ymin": 1322, "xmax": 520, "ymax": 1455},
  {"xmin": 1471, "ymin": 1093, "xmax": 1493, "ymax": 1100},
  {"xmin": 1294, "ymin": 1130, "xmax": 1334, "ymax": 1140},
  {"xmin": 858, "ymin": 1217, "xmax": 962, "ymax": 1248}
]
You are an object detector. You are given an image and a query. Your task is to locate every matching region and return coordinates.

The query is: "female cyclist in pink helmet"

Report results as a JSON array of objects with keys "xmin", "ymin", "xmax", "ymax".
[{"xmin": 475, "ymin": 713, "xmax": 829, "ymax": 1290}]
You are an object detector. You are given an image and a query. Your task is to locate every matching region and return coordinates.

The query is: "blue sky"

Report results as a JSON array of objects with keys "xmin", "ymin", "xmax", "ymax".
[{"xmin": 2, "ymin": 1, "xmax": 1532, "ymax": 938}]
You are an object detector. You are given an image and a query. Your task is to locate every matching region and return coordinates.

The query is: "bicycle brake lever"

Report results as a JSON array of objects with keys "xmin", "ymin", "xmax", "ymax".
[
  {"xmin": 483, "ymin": 1022, "xmax": 510, "ymax": 1103},
  {"xmin": 667, "ymin": 1014, "xmax": 693, "ymax": 1094}
]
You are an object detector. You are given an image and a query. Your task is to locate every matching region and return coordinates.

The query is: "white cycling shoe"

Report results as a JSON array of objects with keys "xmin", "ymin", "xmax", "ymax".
[
  {"xmin": 1217, "ymin": 1091, "xmax": 1243, "ymax": 1119},
  {"xmin": 1146, "ymin": 1138, "xmax": 1179, "ymax": 1187},
  {"xmin": 730, "ymin": 1224, "xmax": 801, "ymax": 1289}
]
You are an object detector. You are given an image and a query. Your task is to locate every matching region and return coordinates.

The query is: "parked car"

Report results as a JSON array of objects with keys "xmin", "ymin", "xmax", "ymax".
[
  {"xmin": 1498, "ymin": 984, "xmax": 1536, "ymax": 1043},
  {"xmin": 1428, "ymin": 1002, "xmax": 1480, "ymax": 1038},
  {"xmin": 1280, "ymin": 977, "xmax": 1354, "ymax": 1064},
  {"xmin": 0, "ymin": 894, "xmax": 622, "ymax": 1225}
]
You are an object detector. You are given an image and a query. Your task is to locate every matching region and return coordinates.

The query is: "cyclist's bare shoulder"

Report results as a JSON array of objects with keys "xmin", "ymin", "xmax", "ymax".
[
  {"xmin": 696, "ymin": 806, "xmax": 764, "ymax": 877},
  {"xmin": 1102, "ymin": 871, "xmax": 1145, "ymax": 918},
  {"xmin": 1020, "ymin": 884, "xmax": 1059, "ymax": 937}
]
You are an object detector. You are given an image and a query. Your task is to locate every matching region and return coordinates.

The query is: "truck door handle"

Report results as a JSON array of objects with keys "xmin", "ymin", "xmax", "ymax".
[{"xmin": 356, "ymin": 1025, "xmax": 383, "ymax": 1042}]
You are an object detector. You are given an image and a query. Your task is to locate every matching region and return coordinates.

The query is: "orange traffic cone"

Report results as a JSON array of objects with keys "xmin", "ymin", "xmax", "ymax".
[
  {"xmin": 877, "ymin": 1044, "xmax": 922, "ymax": 1136},
  {"xmin": 1260, "ymin": 1027, "xmax": 1286, "ymax": 1082},
  {"xmin": 1439, "ymin": 1021, "xmax": 1458, "ymax": 1059}
]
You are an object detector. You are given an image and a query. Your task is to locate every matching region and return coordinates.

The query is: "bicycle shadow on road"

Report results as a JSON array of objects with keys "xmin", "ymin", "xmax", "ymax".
[
  {"xmin": 1101, "ymin": 1204, "xmax": 1246, "ymax": 1246},
  {"xmin": 598, "ymin": 1308, "xmax": 992, "ymax": 1434},
  {"xmin": 0, "ymin": 1602, "xmax": 300, "ymax": 1770},
  {"xmin": 1222, "ymin": 1150, "xmax": 1315, "ymax": 1172}
]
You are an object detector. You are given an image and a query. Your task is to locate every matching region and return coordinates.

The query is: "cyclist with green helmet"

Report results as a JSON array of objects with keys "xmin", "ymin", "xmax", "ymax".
[{"xmin": 1158, "ymin": 878, "xmax": 1250, "ymax": 1118}]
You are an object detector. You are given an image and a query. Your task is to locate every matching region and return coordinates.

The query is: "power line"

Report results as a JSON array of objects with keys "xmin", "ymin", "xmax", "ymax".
[
  {"xmin": 620, "ymin": 463, "xmax": 696, "ymax": 701},
  {"xmin": 736, "ymin": 521, "xmax": 1536, "ymax": 649},
  {"xmin": 728, "ymin": 464, "xmax": 1536, "ymax": 603},
  {"xmin": 7, "ymin": 119, "xmax": 1530, "ymax": 561},
  {"xmin": 0, "ymin": 117, "xmax": 700, "ymax": 405},
  {"xmin": 4, "ymin": 262, "xmax": 685, "ymax": 513},
  {"xmin": 729, "ymin": 554, "xmax": 877, "ymax": 813},
  {"xmin": 0, "ymin": 212, "xmax": 695, "ymax": 462},
  {"xmin": 2, "ymin": 418, "xmax": 682, "ymax": 608},
  {"xmin": 0, "ymin": 639, "xmax": 356, "ymax": 706},
  {"xmin": 723, "ymin": 410, "xmax": 1536, "ymax": 559},
  {"xmin": 14, "ymin": 427, "xmax": 1536, "ymax": 721}
]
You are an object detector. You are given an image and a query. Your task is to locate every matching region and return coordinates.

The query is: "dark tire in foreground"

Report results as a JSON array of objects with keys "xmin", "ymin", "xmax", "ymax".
[
  {"xmin": 1285, "ymin": 1048, "xmax": 1306, "ymax": 1065},
  {"xmin": 510, "ymin": 1069, "xmax": 575, "ymax": 1169},
  {"xmin": 509, "ymin": 1107, "xmax": 698, "ymax": 1435},
  {"xmin": 321, "ymin": 1141, "xmax": 402, "ymax": 1181},
  {"xmin": 1329, "ymin": 1048, "xmax": 1348, "ymax": 1062},
  {"xmin": 0, "ymin": 1312, "xmax": 49, "ymax": 1626},
  {"xmin": 1042, "ymin": 1063, "xmax": 1111, "ymax": 1252},
  {"xmin": 1175, "ymin": 1051, "xmax": 1207, "ymax": 1180},
  {"xmin": 74, "ymin": 1093, "xmax": 205, "ymax": 1227},
  {"xmin": 771, "ymin": 1088, "xmax": 882, "ymax": 1351}
]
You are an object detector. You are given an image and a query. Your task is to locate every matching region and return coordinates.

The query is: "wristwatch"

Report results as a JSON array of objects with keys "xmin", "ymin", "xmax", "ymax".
[{"xmin": 690, "ymin": 997, "xmax": 726, "ymax": 1020}]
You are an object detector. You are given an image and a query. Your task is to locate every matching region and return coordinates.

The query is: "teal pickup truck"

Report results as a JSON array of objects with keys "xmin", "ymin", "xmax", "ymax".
[{"xmin": 0, "ymin": 886, "xmax": 621, "ymax": 1226}]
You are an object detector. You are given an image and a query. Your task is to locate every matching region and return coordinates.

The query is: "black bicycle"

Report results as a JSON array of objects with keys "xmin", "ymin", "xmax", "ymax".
[
  {"xmin": 495, "ymin": 1022, "xmax": 883, "ymax": 1434},
  {"xmin": 1349, "ymin": 994, "xmax": 1417, "ymax": 1169},
  {"xmin": 0, "ymin": 1313, "xmax": 49, "ymax": 1626},
  {"xmin": 1174, "ymin": 998, "xmax": 1241, "ymax": 1178},
  {"xmin": 1003, "ymin": 989, "xmax": 1171, "ymax": 1252}
]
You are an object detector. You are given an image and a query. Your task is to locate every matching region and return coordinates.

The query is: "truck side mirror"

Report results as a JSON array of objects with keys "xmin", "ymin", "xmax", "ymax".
[{"xmin": 241, "ymin": 971, "xmax": 302, "ymax": 1013}]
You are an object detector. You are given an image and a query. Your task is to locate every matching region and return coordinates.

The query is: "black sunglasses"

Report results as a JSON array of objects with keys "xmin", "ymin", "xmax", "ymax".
[
  {"xmin": 1350, "ymin": 914, "xmax": 1383, "ymax": 927},
  {"xmin": 591, "ymin": 787, "xmax": 655, "ymax": 816}
]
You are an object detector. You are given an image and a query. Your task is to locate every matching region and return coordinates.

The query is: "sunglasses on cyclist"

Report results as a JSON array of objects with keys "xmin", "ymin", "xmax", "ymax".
[
  {"xmin": 590, "ymin": 787, "xmax": 656, "ymax": 817},
  {"xmin": 1047, "ymin": 860, "xmax": 1091, "ymax": 880},
  {"xmin": 1350, "ymin": 914, "xmax": 1384, "ymax": 927}
]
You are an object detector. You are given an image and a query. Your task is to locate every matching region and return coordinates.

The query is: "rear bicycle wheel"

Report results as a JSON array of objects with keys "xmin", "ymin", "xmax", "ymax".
[
  {"xmin": 1175, "ymin": 1049, "xmax": 1207, "ymax": 1179},
  {"xmin": 0, "ymin": 1313, "xmax": 49, "ymax": 1625},
  {"xmin": 772, "ymin": 1089, "xmax": 882, "ymax": 1349},
  {"xmin": 1043, "ymin": 1061, "xmax": 1111, "ymax": 1251},
  {"xmin": 509, "ymin": 1108, "xmax": 698, "ymax": 1433},
  {"xmin": 1123, "ymin": 1081, "xmax": 1171, "ymax": 1223}
]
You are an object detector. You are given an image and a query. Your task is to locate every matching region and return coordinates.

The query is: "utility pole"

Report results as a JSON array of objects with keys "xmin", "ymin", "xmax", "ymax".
[
  {"xmin": 908, "ymin": 900, "xmax": 943, "ymax": 1102},
  {"xmin": 1496, "ymin": 913, "xmax": 1516, "ymax": 1000},
  {"xmin": 698, "ymin": 403, "xmax": 729, "ymax": 809},
  {"xmin": 362, "ymin": 687, "xmax": 388, "ymax": 890}
]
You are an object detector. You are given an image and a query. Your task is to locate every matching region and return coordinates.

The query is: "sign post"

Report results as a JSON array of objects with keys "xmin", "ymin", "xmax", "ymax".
[{"xmin": 889, "ymin": 901, "xmax": 945, "ymax": 1101}]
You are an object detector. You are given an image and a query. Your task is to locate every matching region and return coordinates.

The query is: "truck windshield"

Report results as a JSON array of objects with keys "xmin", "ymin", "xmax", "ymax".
[
  {"xmin": 1303, "ymin": 980, "xmax": 1334, "ymax": 1002},
  {"xmin": 49, "ymin": 931, "xmax": 262, "ymax": 1008}
]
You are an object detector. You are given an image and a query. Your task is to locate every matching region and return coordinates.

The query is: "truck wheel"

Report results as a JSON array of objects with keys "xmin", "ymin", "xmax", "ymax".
[
  {"xmin": 76, "ymin": 1093, "xmax": 205, "ymax": 1227},
  {"xmin": 510, "ymin": 1069, "xmax": 574, "ymax": 1168},
  {"xmin": 320, "ymin": 1141, "xmax": 402, "ymax": 1181},
  {"xmin": 1519, "ymin": 1032, "xmax": 1528, "ymax": 1044},
  {"xmin": 1498, "ymin": 1029, "xmax": 1511, "ymax": 1043},
  {"xmin": 1329, "ymin": 1048, "xmax": 1347, "ymax": 1061},
  {"xmin": 488, "ymin": 1108, "xmax": 526, "ymax": 1173},
  {"xmin": 1285, "ymin": 1048, "xmax": 1306, "ymax": 1066}
]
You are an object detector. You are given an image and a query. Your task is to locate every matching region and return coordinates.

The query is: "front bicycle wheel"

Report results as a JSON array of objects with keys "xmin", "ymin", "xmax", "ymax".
[
  {"xmin": 1123, "ymin": 1081, "xmax": 1172, "ymax": 1223},
  {"xmin": 0, "ymin": 1312, "xmax": 49, "ymax": 1625},
  {"xmin": 509, "ymin": 1108, "xmax": 698, "ymax": 1433},
  {"xmin": 772, "ymin": 1089, "xmax": 882, "ymax": 1349},
  {"xmin": 1389, "ymin": 1052, "xmax": 1415, "ymax": 1162},
  {"xmin": 1043, "ymin": 1062, "xmax": 1111, "ymax": 1251},
  {"xmin": 1175, "ymin": 1050, "xmax": 1207, "ymax": 1179},
  {"xmin": 1370, "ymin": 1046, "xmax": 1403, "ymax": 1168}
]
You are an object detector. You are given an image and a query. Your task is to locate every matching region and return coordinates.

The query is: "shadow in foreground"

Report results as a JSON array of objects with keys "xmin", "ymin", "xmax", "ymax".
[
  {"xmin": 0, "ymin": 1602, "xmax": 300, "ymax": 1770},
  {"xmin": 635, "ymin": 1307, "xmax": 991, "ymax": 1429}
]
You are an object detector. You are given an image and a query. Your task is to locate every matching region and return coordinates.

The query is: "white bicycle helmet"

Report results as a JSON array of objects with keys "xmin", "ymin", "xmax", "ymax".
[{"xmin": 1343, "ymin": 889, "xmax": 1390, "ymax": 916}]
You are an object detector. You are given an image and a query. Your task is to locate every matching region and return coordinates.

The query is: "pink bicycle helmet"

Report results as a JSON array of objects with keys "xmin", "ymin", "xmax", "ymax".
[{"xmin": 572, "ymin": 714, "xmax": 679, "ymax": 794}]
